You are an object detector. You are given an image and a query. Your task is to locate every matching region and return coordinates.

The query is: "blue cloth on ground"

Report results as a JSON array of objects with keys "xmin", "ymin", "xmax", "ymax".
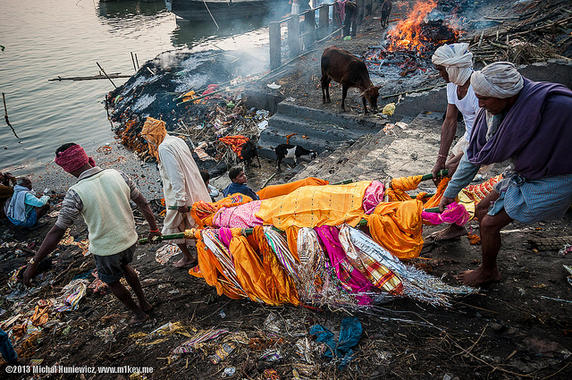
[
  {"xmin": 0, "ymin": 328, "xmax": 18, "ymax": 364},
  {"xmin": 309, "ymin": 317, "xmax": 362, "ymax": 369}
]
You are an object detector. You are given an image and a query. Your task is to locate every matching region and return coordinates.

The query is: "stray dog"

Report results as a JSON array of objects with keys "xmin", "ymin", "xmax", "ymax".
[
  {"xmin": 275, "ymin": 144, "xmax": 317, "ymax": 170},
  {"xmin": 240, "ymin": 140, "xmax": 261, "ymax": 168}
]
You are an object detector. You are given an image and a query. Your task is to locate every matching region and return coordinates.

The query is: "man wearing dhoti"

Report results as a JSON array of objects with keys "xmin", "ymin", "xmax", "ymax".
[
  {"xmin": 141, "ymin": 118, "xmax": 211, "ymax": 268},
  {"xmin": 440, "ymin": 62, "xmax": 572, "ymax": 286}
]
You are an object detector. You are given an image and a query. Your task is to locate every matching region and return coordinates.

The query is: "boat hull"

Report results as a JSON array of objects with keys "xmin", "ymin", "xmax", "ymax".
[{"xmin": 166, "ymin": 0, "xmax": 272, "ymax": 22}]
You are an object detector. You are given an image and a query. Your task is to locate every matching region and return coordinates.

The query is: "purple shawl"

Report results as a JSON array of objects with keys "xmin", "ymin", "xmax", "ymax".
[{"xmin": 467, "ymin": 78, "xmax": 572, "ymax": 180}]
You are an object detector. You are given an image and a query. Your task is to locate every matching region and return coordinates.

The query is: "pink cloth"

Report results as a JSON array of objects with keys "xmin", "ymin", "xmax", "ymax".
[
  {"xmin": 362, "ymin": 181, "xmax": 385, "ymax": 214},
  {"xmin": 218, "ymin": 227, "xmax": 233, "ymax": 247},
  {"xmin": 213, "ymin": 201, "xmax": 263, "ymax": 228},
  {"xmin": 421, "ymin": 202, "xmax": 470, "ymax": 226},
  {"xmin": 54, "ymin": 144, "xmax": 95, "ymax": 173},
  {"xmin": 315, "ymin": 225, "xmax": 373, "ymax": 305}
]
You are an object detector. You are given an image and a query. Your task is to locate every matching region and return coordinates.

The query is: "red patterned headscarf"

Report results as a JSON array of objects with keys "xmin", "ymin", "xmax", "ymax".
[{"xmin": 54, "ymin": 144, "xmax": 95, "ymax": 173}]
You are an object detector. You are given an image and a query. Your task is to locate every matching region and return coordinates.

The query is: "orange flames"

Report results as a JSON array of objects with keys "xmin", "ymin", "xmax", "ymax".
[{"xmin": 387, "ymin": 0, "xmax": 438, "ymax": 52}]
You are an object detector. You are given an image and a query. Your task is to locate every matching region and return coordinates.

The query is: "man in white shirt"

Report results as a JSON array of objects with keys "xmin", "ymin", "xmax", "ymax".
[
  {"xmin": 140, "ymin": 118, "xmax": 211, "ymax": 268},
  {"xmin": 430, "ymin": 43, "xmax": 480, "ymax": 240}
]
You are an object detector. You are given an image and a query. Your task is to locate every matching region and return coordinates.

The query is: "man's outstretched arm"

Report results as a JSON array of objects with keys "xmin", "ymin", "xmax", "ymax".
[{"xmin": 23, "ymin": 225, "xmax": 66, "ymax": 286}]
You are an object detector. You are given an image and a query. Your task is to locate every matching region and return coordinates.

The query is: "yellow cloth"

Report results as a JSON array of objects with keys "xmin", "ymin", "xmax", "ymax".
[
  {"xmin": 140, "ymin": 117, "xmax": 167, "ymax": 160},
  {"xmin": 257, "ymin": 177, "xmax": 330, "ymax": 200},
  {"xmin": 366, "ymin": 200, "xmax": 424, "ymax": 260},
  {"xmin": 256, "ymin": 181, "xmax": 372, "ymax": 230},
  {"xmin": 253, "ymin": 227, "xmax": 299, "ymax": 306}
]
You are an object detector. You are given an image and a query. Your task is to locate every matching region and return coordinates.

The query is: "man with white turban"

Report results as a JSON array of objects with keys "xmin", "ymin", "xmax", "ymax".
[
  {"xmin": 430, "ymin": 43, "xmax": 480, "ymax": 240},
  {"xmin": 440, "ymin": 62, "xmax": 572, "ymax": 286},
  {"xmin": 140, "ymin": 117, "xmax": 212, "ymax": 268}
]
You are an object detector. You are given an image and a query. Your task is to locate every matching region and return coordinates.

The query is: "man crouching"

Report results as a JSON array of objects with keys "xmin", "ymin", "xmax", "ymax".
[
  {"xmin": 23, "ymin": 143, "xmax": 161, "ymax": 325},
  {"xmin": 440, "ymin": 62, "xmax": 572, "ymax": 286}
]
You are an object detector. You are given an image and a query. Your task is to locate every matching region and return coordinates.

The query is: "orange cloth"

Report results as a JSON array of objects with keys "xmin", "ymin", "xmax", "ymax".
[
  {"xmin": 253, "ymin": 227, "xmax": 300, "ymax": 306},
  {"xmin": 191, "ymin": 194, "xmax": 253, "ymax": 227},
  {"xmin": 189, "ymin": 229, "xmax": 243, "ymax": 299},
  {"xmin": 229, "ymin": 228, "xmax": 299, "ymax": 306},
  {"xmin": 366, "ymin": 200, "xmax": 424, "ymax": 260},
  {"xmin": 256, "ymin": 181, "xmax": 371, "ymax": 230},
  {"xmin": 218, "ymin": 135, "xmax": 249, "ymax": 159},
  {"xmin": 257, "ymin": 177, "xmax": 330, "ymax": 200},
  {"xmin": 285, "ymin": 226, "xmax": 300, "ymax": 262},
  {"xmin": 423, "ymin": 177, "xmax": 451, "ymax": 208},
  {"xmin": 386, "ymin": 175, "xmax": 423, "ymax": 201},
  {"xmin": 140, "ymin": 117, "xmax": 167, "ymax": 160}
]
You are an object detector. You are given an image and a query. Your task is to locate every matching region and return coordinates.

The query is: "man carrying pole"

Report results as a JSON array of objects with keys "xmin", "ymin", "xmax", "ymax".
[
  {"xmin": 440, "ymin": 62, "xmax": 572, "ymax": 286},
  {"xmin": 140, "ymin": 117, "xmax": 211, "ymax": 268},
  {"xmin": 23, "ymin": 143, "xmax": 161, "ymax": 324}
]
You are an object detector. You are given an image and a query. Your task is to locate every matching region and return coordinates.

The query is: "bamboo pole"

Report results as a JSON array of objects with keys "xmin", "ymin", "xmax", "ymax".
[
  {"xmin": 130, "ymin": 52, "xmax": 137, "ymax": 72},
  {"xmin": 48, "ymin": 73, "xmax": 131, "ymax": 82},
  {"xmin": 96, "ymin": 62, "xmax": 117, "ymax": 88},
  {"xmin": 2, "ymin": 93, "xmax": 20, "ymax": 139}
]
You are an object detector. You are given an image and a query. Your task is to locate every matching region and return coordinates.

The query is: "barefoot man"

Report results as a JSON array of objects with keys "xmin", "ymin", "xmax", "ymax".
[
  {"xmin": 431, "ymin": 43, "xmax": 480, "ymax": 241},
  {"xmin": 23, "ymin": 143, "xmax": 161, "ymax": 324},
  {"xmin": 140, "ymin": 118, "xmax": 211, "ymax": 268},
  {"xmin": 439, "ymin": 62, "xmax": 572, "ymax": 286}
]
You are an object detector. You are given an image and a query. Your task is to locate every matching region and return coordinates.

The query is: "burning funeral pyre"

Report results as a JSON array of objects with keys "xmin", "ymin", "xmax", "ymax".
[{"xmin": 366, "ymin": 0, "xmax": 463, "ymax": 79}]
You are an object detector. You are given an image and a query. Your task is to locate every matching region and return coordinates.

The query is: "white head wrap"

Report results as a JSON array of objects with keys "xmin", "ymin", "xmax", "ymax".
[
  {"xmin": 470, "ymin": 62, "xmax": 524, "ymax": 99},
  {"xmin": 431, "ymin": 43, "xmax": 473, "ymax": 86}
]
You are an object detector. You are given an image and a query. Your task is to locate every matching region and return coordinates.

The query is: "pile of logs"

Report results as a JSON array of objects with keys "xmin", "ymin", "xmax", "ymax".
[{"xmin": 464, "ymin": 0, "xmax": 571, "ymax": 65}]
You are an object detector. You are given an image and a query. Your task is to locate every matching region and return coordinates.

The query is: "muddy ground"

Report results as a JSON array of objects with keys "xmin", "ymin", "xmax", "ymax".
[
  {"xmin": 2, "ymin": 1, "xmax": 571, "ymax": 379},
  {"xmin": 1, "ymin": 125, "xmax": 571, "ymax": 380}
]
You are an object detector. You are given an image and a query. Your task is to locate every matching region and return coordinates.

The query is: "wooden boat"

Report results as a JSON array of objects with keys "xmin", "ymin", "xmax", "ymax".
[{"xmin": 165, "ymin": 0, "xmax": 282, "ymax": 22}]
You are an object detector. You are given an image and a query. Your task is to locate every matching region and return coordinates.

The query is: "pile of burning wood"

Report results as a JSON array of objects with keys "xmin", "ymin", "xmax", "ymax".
[{"xmin": 366, "ymin": 0, "xmax": 462, "ymax": 78}]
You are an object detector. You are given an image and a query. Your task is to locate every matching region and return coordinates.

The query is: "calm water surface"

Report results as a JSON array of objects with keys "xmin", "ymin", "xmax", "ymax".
[{"xmin": 0, "ymin": 0, "xmax": 269, "ymax": 172}]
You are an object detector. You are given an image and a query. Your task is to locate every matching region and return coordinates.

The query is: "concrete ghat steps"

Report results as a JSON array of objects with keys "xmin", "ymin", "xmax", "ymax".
[
  {"xmin": 292, "ymin": 111, "xmax": 445, "ymax": 186},
  {"xmin": 258, "ymin": 102, "xmax": 383, "ymax": 159}
]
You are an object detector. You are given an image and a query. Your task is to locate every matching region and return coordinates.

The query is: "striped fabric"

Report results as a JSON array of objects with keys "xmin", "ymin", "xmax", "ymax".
[
  {"xmin": 202, "ymin": 229, "xmax": 248, "ymax": 297},
  {"xmin": 461, "ymin": 174, "xmax": 502, "ymax": 203},
  {"xmin": 172, "ymin": 328, "xmax": 229, "ymax": 354},
  {"xmin": 338, "ymin": 225, "xmax": 403, "ymax": 295},
  {"xmin": 263, "ymin": 227, "xmax": 299, "ymax": 280}
]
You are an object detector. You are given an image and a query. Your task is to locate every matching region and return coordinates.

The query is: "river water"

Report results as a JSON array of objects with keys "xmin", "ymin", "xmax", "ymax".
[{"xmin": 0, "ymin": 0, "xmax": 272, "ymax": 172}]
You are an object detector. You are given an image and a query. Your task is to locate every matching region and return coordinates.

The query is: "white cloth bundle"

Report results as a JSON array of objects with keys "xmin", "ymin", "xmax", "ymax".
[{"xmin": 432, "ymin": 43, "xmax": 473, "ymax": 86}]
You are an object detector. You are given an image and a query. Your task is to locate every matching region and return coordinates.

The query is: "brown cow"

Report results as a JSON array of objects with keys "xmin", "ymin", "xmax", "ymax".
[
  {"xmin": 380, "ymin": 0, "xmax": 392, "ymax": 29},
  {"xmin": 321, "ymin": 46, "xmax": 380, "ymax": 114}
]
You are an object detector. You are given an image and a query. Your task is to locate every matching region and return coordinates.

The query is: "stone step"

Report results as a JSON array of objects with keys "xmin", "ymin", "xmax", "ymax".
[
  {"xmin": 258, "ymin": 101, "xmax": 385, "ymax": 160},
  {"xmin": 275, "ymin": 102, "xmax": 382, "ymax": 132},
  {"xmin": 258, "ymin": 114, "xmax": 363, "ymax": 159}
]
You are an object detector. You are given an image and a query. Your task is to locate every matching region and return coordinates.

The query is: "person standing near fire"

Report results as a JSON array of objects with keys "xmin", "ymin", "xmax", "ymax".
[
  {"xmin": 430, "ymin": 42, "xmax": 480, "ymax": 240},
  {"xmin": 140, "ymin": 117, "xmax": 211, "ymax": 268}
]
